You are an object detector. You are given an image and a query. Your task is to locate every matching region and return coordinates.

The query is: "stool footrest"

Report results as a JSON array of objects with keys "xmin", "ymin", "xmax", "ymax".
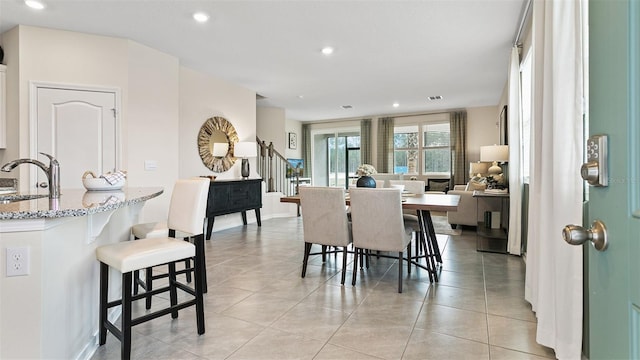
[{"xmin": 131, "ymin": 299, "xmax": 197, "ymax": 327}]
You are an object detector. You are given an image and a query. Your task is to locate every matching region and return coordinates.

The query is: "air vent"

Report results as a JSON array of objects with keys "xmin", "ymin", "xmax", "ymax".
[
  {"xmin": 428, "ymin": 96, "xmax": 443, "ymax": 101},
  {"xmin": 341, "ymin": 105, "xmax": 353, "ymax": 109}
]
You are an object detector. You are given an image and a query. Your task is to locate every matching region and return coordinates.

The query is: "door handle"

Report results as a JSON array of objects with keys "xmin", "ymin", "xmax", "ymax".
[
  {"xmin": 562, "ymin": 220, "xmax": 608, "ymax": 251},
  {"xmin": 37, "ymin": 182, "xmax": 48, "ymax": 188}
]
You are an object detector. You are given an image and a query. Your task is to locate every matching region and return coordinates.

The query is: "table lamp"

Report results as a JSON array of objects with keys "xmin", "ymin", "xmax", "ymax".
[
  {"xmin": 480, "ymin": 145, "xmax": 509, "ymax": 175},
  {"xmin": 234, "ymin": 142, "xmax": 257, "ymax": 179}
]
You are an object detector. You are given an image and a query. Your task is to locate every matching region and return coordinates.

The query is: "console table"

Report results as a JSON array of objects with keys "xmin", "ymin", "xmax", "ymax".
[
  {"xmin": 473, "ymin": 190, "xmax": 509, "ymax": 253},
  {"xmin": 205, "ymin": 178, "xmax": 262, "ymax": 240}
]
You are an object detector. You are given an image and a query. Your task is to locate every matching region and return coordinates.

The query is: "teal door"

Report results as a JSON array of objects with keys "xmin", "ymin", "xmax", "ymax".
[{"xmin": 587, "ymin": 0, "xmax": 639, "ymax": 358}]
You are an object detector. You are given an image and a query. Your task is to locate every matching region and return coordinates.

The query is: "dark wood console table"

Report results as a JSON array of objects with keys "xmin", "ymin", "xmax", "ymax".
[{"xmin": 205, "ymin": 178, "xmax": 262, "ymax": 240}]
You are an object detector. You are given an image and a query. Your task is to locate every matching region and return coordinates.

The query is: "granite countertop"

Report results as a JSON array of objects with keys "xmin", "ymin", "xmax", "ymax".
[{"xmin": 0, "ymin": 187, "xmax": 163, "ymax": 220}]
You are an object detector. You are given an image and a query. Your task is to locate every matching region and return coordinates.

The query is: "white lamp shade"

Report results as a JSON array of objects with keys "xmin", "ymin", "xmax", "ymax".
[
  {"xmin": 234, "ymin": 142, "xmax": 257, "ymax": 158},
  {"xmin": 212, "ymin": 142, "xmax": 229, "ymax": 157},
  {"xmin": 480, "ymin": 145, "xmax": 509, "ymax": 162}
]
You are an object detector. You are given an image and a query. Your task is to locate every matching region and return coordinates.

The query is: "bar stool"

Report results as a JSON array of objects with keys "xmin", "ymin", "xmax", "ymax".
[
  {"xmin": 131, "ymin": 179, "xmax": 210, "ymax": 308},
  {"xmin": 96, "ymin": 178, "xmax": 209, "ymax": 359}
]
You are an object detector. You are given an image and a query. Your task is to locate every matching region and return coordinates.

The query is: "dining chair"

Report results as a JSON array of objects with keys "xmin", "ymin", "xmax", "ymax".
[
  {"xmin": 95, "ymin": 177, "xmax": 209, "ymax": 359},
  {"xmin": 131, "ymin": 178, "xmax": 208, "ymax": 309},
  {"xmin": 389, "ymin": 180, "xmax": 426, "ymax": 255},
  {"xmin": 349, "ymin": 187, "xmax": 413, "ymax": 293},
  {"xmin": 299, "ymin": 186, "xmax": 352, "ymax": 285}
]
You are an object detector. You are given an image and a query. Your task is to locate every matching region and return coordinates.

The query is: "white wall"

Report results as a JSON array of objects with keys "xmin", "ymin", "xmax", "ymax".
[
  {"xmin": 0, "ymin": 25, "xmax": 259, "ymax": 224},
  {"xmin": 467, "ymin": 105, "xmax": 500, "ymax": 162},
  {"xmin": 126, "ymin": 41, "xmax": 180, "ymax": 221},
  {"xmin": 257, "ymin": 106, "xmax": 285, "ymax": 149},
  {"xmin": 179, "ymin": 67, "xmax": 256, "ymax": 181}
]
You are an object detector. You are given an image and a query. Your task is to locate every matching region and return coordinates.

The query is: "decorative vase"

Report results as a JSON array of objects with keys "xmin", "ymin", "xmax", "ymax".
[{"xmin": 356, "ymin": 175, "xmax": 376, "ymax": 188}]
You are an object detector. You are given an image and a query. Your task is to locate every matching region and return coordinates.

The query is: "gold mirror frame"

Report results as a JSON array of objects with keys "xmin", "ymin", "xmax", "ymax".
[{"xmin": 198, "ymin": 116, "xmax": 239, "ymax": 172}]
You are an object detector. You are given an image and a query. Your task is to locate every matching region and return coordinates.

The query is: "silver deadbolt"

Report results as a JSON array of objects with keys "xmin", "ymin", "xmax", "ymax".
[
  {"xmin": 581, "ymin": 135, "xmax": 608, "ymax": 186},
  {"xmin": 562, "ymin": 220, "xmax": 608, "ymax": 251}
]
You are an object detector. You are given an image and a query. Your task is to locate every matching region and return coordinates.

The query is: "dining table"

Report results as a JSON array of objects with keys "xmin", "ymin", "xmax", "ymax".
[{"xmin": 280, "ymin": 191, "xmax": 460, "ymax": 282}]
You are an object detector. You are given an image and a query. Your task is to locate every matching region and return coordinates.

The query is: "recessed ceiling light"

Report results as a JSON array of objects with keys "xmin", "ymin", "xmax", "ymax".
[
  {"xmin": 321, "ymin": 46, "xmax": 334, "ymax": 55},
  {"xmin": 297, "ymin": 95, "xmax": 304, "ymax": 99},
  {"xmin": 193, "ymin": 12, "xmax": 210, "ymax": 23},
  {"xmin": 393, "ymin": 102, "xmax": 400, "ymax": 108},
  {"xmin": 428, "ymin": 95, "xmax": 443, "ymax": 101},
  {"xmin": 25, "ymin": 0, "xmax": 45, "ymax": 10},
  {"xmin": 341, "ymin": 105, "xmax": 352, "ymax": 109}
]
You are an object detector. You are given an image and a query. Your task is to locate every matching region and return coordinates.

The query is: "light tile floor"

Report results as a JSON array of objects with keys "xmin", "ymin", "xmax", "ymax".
[{"xmin": 91, "ymin": 216, "xmax": 556, "ymax": 360}]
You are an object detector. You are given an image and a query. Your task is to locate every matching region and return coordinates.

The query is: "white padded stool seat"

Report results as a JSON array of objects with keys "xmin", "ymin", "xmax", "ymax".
[{"xmin": 97, "ymin": 237, "xmax": 195, "ymax": 273}]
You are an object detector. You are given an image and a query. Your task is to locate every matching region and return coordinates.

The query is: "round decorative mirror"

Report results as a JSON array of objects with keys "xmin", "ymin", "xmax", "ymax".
[{"xmin": 197, "ymin": 116, "xmax": 239, "ymax": 172}]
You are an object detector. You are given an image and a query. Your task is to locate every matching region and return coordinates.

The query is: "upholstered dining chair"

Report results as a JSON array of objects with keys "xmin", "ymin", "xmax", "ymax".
[
  {"xmin": 389, "ymin": 180, "xmax": 425, "ymax": 255},
  {"xmin": 349, "ymin": 187, "xmax": 413, "ymax": 293},
  {"xmin": 299, "ymin": 186, "xmax": 352, "ymax": 285},
  {"xmin": 95, "ymin": 177, "xmax": 210, "ymax": 359}
]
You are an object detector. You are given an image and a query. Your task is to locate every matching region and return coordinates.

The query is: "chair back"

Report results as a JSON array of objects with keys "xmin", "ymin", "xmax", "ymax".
[
  {"xmin": 388, "ymin": 180, "xmax": 425, "ymax": 195},
  {"xmin": 349, "ymin": 188, "xmax": 411, "ymax": 252},
  {"xmin": 299, "ymin": 187, "xmax": 351, "ymax": 247},
  {"xmin": 167, "ymin": 178, "xmax": 210, "ymax": 235}
]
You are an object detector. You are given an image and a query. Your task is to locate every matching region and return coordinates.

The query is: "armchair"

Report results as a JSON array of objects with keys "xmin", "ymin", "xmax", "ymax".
[{"xmin": 446, "ymin": 185, "xmax": 494, "ymax": 227}]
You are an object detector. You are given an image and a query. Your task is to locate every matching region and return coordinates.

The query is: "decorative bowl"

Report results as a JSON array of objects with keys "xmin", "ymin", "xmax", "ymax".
[{"xmin": 82, "ymin": 171, "xmax": 125, "ymax": 191}]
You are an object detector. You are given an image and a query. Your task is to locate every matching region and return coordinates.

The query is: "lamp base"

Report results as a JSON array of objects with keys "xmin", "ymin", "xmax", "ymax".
[
  {"xmin": 241, "ymin": 158, "xmax": 250, "ymax": 178},
  {"xmin": 487, "ymin": 161, "xmax": 502, "ymax": 175}
]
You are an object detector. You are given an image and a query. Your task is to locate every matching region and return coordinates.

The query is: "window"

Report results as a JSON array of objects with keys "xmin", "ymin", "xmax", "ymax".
[
  {"xmin": 327, "ymin": 133, "xmax": 360, "ymax": 188},
  {"xmin": 394, "ymin": 121, "xmax": 450, "ymax": 175}
]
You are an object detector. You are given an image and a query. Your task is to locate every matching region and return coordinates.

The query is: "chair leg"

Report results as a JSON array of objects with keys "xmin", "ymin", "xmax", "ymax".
[
  {"xmin": 352, "ymin": 248, "xmax": 359, "ymax": 286},
  {"xmin": 341, "ymin": 246, "xmax": 348, "ymax": 285},
  {"xmin": 98, "ymin": 262, "xmax": 108, "ymax": 346},
  {"xmin": 121, "ymin": 272, "xmax": 133, "ymax": 360},
  {"xmin": 321, "ymin": 245, "xmax": 327, "ymax": 262},
  {"xmin": 398, "ymin": 251, "xmax": 403, "ymax": 293},
  {"xmin": 168, "ymin": 262, "xmax": 178, "ymax": 319},
  {"xmin": 194, "ymin": 234, "xmax": 206, "ymax": 335},
  {"xmin": 183, "ymin": 237, "xmax": 192, "ymax": 283},
  {"xmin": 144, "ymin": 267, "xmax": 153, "ymax": 310},
  {"xmin": 301, "ymin": 242, "xmax": 312, "ymax": 278},
  {"xmin": 407, "ymin": 244, "xmax": 412, "ymax": 275}
]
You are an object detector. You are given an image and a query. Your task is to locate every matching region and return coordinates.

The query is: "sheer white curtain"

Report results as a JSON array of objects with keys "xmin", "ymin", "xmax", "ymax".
[
  {"xmin": 507, "ymin": 46, "xmax": 523, "ymax": 255},
  {"xmin": 524, "ymin": 1, "xmax": 586, "ymax": 359}
]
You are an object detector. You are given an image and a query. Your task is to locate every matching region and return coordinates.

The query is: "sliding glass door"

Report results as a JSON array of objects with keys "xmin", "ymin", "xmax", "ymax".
[{"xmin": 312, "ymin": 128, "xmax": 360, "ymax": 188}]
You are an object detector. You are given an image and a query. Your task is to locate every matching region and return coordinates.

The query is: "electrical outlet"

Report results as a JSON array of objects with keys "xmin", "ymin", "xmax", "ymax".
[{"xmin": 6, "ymin": 247, "xmax": 30, "ymax": 277}]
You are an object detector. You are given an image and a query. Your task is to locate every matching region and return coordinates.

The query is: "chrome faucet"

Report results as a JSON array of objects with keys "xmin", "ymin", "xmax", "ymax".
[{"xmin": 1, "ymin": 152, "xmax": 61, "ymax": 199}]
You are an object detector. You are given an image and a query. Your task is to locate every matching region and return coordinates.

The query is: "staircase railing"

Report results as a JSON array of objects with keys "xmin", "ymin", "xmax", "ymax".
[{"xmin": 256, "ymin": 136, "xmax": 302, "ymax": 196}]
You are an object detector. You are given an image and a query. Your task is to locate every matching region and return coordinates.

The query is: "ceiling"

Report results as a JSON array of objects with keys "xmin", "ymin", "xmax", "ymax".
[{"xmin": 0, "ymin": 0, "xmax": 526, "ymax": 122}]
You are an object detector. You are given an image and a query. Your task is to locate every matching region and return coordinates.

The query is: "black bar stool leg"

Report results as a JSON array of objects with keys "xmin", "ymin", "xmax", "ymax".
[{"xmin": 121, "ymin": 272, "xmax": 133, "ymax": 360}]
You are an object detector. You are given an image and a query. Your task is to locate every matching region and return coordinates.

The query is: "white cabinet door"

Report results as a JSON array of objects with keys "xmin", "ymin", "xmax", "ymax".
[{"xmin": 35, "ymin": 87, "xmax": 117, "ymax": 190}]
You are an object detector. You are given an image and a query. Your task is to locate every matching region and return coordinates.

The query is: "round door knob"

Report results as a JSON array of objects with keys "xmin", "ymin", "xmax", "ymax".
[
  {"xmin": 562, "ymin": 220, "xmax": 608, "ymax": 251},
  {"xmin": 38, "ymin": 182, "xmax": 48, "ymax": 188}
]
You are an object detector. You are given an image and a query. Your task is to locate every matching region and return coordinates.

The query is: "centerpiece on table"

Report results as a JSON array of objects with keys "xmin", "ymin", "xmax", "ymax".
[{"xmin": 355, "ymin": 164, "xmax": 377, "ymax": 188}]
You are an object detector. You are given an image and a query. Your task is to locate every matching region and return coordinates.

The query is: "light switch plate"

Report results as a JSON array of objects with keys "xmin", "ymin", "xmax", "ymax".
[{"xmin": 144, "ymin": 160, "xmax": 158, "ymax": 171}]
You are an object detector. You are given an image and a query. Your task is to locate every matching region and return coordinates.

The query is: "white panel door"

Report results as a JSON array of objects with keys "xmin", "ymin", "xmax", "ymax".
[{"xmin": 35, "ymin": 87, "xmax": 117, "ymax": 190}]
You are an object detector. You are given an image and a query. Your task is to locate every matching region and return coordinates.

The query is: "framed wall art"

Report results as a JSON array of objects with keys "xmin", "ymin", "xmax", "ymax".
[
  {"xmin": 288, "ymin": 132, "xmax": 297, "ymax": 149},
  {"xmin": 499, "ymin": 105, "xmax": 508, "ymax": 145}
]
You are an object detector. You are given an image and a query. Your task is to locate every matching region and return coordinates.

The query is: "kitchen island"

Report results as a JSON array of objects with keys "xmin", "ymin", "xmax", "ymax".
[{"xmin": 0, "ymin": 187, "xmax": 163, "ymax": 360}]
